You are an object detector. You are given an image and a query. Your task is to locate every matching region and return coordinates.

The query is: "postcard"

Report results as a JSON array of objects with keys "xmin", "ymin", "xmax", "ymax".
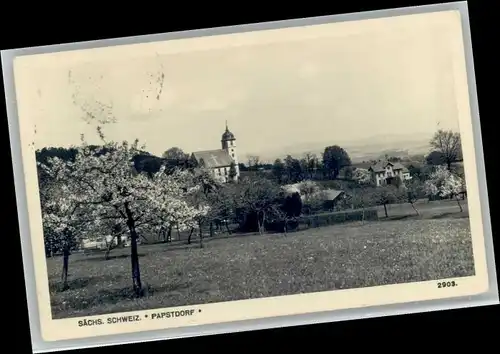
[{"xmin": 2, "ymin": 2, "xmax": 498, "ymax": 352}]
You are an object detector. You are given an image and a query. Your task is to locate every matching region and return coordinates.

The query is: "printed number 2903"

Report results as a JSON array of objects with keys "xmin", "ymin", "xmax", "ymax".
[{"xmin": 437, "ymin": 281, "xmax": 457, "ymax": 288}]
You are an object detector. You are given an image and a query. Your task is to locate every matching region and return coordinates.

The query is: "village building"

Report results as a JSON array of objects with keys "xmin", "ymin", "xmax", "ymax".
[
  {"xmin": 80, "ymin": 234, "xmax": 130, "ymax": 251},
  {"xmin": 368, "ymin": 161, "xmax": 411, "ymax": 186},
  {"xmin": 282, "ymin": 183, "xmax": 347, "ymax": 212},
  {"xmin": 190, "ymin": 123, "xmax": 240, "ymax": 183}
]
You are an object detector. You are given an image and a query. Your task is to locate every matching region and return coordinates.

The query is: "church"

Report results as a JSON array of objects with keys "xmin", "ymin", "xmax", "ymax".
[{"xmin": 190, "ymin": 123, "xmax": 240, "ymax": 183}]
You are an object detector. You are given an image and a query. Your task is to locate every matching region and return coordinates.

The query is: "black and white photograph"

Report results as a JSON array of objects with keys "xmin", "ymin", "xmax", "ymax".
[{"xmin": 3, "ymin": 2, "xmax": 496, "ymax": 346}]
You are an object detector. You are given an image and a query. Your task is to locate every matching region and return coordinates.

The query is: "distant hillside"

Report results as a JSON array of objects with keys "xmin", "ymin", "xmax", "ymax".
[
  {"xmin": 246, "ymin": 132, "xmax": 433, "ymax": 163},
  {"xmin": 346, "ymin": 141, "xmax": 431, "ymax": 163}
]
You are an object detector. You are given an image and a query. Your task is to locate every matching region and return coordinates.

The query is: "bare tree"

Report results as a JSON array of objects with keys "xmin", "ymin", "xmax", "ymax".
[
  {"xmin": 371, "ymin": 185, "xmax": 405, "ymax": 218},
  {"xmin": 238, "ymin": 176, "xmax": 282, "ymax": 234},
  {"xmin": 303, "ymin": 152, "xmax": 318, "ymax": 179},
  {"xmin": 404, "ymin": 179, "xmax": 423, "ymax": 216},
  {"xmin": 247, "ymin": 156, "xmax": 260, "ymax": 170},
  {"xmin": 430, "ymin": 130, "xmax": 462, "ymax": 170}
]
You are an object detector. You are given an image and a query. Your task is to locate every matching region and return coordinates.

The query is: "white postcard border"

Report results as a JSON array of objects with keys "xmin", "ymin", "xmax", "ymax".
[{"xmin": 2, "ymin": 1, "xmax": 498, "ymax": 353}]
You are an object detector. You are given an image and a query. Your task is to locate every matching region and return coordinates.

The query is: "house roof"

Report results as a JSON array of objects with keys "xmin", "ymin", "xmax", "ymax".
[
  {"xmin": 369, "ymin": 161, "xmax": 405, "ymax": 173},
  {"xmin": 320, "ymin": 189, "xmax": 345, "ymax": 201},
  {"xmin": 282, "ymin": 184, "xmax": 345, "ymax": 202},
  {"xmin": 192, "ymin": 149, "xmax": 234, "ymax": 168}
]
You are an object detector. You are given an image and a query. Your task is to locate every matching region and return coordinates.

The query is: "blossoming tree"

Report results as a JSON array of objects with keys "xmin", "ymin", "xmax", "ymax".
[
  {"xmin": 184, "ymin": 167, "xmax": 222, "ymax": 246},
  {"xmin": 352, "ymin": 168, "xmax": 373, "ymax": 185},
  {"xmin": 40, "ymin": 182, "xmax": 87, "ymax": 290},
  {"xmin": 147, "ymin": 167, "xmax": 210, "ymax": 245},
  {"xmin": 423, "ymin": 165, "xmax": 465, "ymax": 212},
  {"xmin": 39, "ymin": 129, "xmax": 209, "ymax": 296}
]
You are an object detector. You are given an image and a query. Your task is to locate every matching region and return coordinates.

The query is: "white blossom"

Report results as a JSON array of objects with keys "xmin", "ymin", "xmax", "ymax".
[
  {"xmin": 40, "ymin": 134, "xmax": 208, "ymax": 242},
  {"xmin": 353, "ymin": 168, "xmax": 372, "ymax": 185},
  {"xmin": 424, "ymin": 165, "xmax": 464, "ymax": 198}
]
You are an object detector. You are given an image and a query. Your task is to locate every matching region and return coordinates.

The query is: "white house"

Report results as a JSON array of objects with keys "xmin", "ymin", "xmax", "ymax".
[
  {"xmin": 80, "ymin": 235, "xmax": 130, "ymax": 250},
  {"xmin": 368, "ymin": 161, "xmax": 412, "ymax": 187}
]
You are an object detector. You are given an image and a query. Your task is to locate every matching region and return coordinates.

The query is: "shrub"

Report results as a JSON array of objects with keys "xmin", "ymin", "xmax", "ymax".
[
  {"xmin": 264, "ymin": 218, "xmax": 300, "ymax": 233},
  {"xmin": 302, "ymin": 195, "xmax": 328, "ymax": 215},
  {"xmin": 265, "ymin": 209, "xmax": 379, "ymax": 233},
  {"xmin": 283, "ymin": 192, "xmax": 303, "ymax": 217}
]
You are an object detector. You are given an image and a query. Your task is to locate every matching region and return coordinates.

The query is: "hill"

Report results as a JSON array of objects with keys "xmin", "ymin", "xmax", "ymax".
[{"xmin": 246, "ymin": 132, "xmax": 432, "ymax": 163}]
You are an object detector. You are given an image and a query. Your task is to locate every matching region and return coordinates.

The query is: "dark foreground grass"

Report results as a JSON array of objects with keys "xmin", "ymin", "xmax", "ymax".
[{"xmin": 47, "ymin": 217, "xmax": 475, "ymax": 319}]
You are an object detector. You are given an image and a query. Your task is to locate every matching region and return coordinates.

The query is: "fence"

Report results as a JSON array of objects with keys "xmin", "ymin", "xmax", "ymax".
[{"xmin": 265, "ymin": 208, "xmax": 379, "ymax": 233}]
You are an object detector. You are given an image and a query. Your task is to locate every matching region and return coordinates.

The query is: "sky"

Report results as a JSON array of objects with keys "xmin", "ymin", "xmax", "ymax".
[{"xmin": 13, "ymin": 10, "xmax": 466, "ymax": 162}]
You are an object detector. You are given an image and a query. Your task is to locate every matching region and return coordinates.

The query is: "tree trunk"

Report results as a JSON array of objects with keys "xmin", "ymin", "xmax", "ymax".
[
  {"xmin": 360, "ymin": 189, "xmax": 366, "ymax": 224},
  {"xmin": 61, "ymin": 243, "xmax": 70, "ymax": 291},
  {"xmin": 104, "ymin": 236, "xmax": 116, "ymax": 260},
  {"xmin": 209, "ymin": 222, "xmax": 214, "ymax": 237},
  {"xmin": 199, "ymin": 221, "xmax": 204, "ymax": 249},
  {"xmin": 129, "ymin": 227, "xmax": 142, "ymax": 296},
  {"xmin": 455, "ymin": 195, "xmax": 463, "ymax": 212},
  {"xmin": 225, "ymin": 220, "xmax": 231, "ymax": 235},
  {"xmin": 160, "ymin": 226, "xmax": 166, "ymax": 243},
  {"xmin": 167, "ymin": 226, "xmax": 172, "ymax": 242},
  {"xmin": 125, "ymin": 203, "xmax": 143, "ymax": 297},
  {"xmin": 176, "ymin": 225, "xmax": 181, "ymax": 241},
  {"xmin": 410, "ymin": 202, "xmax": 420, "ymax": 216},
  {"xmin": 187, "ymin": 228, "xmax": 194, "ymax": 244},
  {"xmin": 257, "ymin": 214, "xmax": 263, "ymax": 235},
  {"xmin": 383, "ymin": 203, "xmax": 388, "ymax": 218},
  {"xmin": 105, "ymin": 245, "xmax": 112, "ymax": 260}
]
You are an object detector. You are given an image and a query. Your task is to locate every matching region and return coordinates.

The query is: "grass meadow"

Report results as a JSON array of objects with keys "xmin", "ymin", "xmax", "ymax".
[{"xmin": 46, "ymin": 199, "xmax": 474, "ymax": 319}]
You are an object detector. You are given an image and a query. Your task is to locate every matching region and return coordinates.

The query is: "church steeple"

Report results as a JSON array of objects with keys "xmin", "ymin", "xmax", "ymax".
[
  {"xmin": 221, "ymin": 121, "xmax": 235, "ymax": 142},
  {"xmin": 221, "ymin": 121, "xmax": 239, "ymax": 180}
]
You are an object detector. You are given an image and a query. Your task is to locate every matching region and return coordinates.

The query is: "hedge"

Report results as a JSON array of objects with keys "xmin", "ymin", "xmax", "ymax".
[
  {"xmin": 265, "ymin": 208, "xmax": 379, "ymax": 233},
  {"xmin": 299, "ymin": 209, "xmax": 379, "ymax": 228}
]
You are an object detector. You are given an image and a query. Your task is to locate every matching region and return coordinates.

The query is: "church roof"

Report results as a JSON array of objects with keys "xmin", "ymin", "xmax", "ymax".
[
  {"xmin": 221, "ymin": 123, "xmax": 235, "ymax": 141},
  {"xmin": 192, "ymin": 149, "xmax": 234, "ymax": 168}
]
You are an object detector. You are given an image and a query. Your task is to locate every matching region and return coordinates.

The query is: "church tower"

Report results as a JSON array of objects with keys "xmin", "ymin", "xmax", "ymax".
[{"xmin": 221, "ymin": 121, "xmax": 240, "ymax": 181}]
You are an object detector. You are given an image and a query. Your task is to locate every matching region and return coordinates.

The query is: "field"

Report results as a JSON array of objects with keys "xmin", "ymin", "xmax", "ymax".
[
  {"xmin": 47, "ymin": 201, "xmax": 474, "ymax": 319},
  {"xmin": 374, "ymin": 198, "xmax": 467, "ymax": 219}
]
